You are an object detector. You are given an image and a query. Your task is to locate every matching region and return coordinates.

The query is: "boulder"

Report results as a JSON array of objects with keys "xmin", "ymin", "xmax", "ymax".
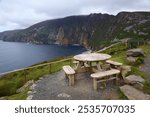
[
  {"xmin": 121, "ymin": 65, "xmax": 131, "ymax": 78},
  {"xmin": 124, "ymin": 75, "xmax": 145, "ymax": 84},
  {"xmin": 120, "ymin": 85, "xmax": 150, "ymax": 100},
  {"xmin": 127, "ymin": 57, "xmax": 137, "ymax": 62},
  {"xmin": 127, "ymin": 48, "xmax": 144, "ymax": 57}
]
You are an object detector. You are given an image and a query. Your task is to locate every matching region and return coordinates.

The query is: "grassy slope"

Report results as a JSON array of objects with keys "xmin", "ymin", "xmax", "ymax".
[{"xmin": 0, "ymin": 56, "xmax": 72, "ymax": 99}]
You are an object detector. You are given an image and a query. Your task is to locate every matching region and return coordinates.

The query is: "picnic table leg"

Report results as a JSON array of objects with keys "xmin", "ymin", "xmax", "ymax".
[
  {"xmin": 96, "ymin": 62, "xmax": 102, "ymax": 71},
  {"xmin": 68, "ymin": 74, "xmax": 75, "ymax": 86},
  {"xmin": 115, "ymin": 74, "xmax": 119, "ymax": 86},
  {"xmin": 93, "ymin": 78, "xmax": 98, "ymax": 90}
]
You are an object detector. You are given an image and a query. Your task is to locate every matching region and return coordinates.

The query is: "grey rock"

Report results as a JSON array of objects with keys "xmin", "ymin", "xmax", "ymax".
[
  {"xmin": 26, "ymin": 95, "xmax": 33, "ymax": 100},
  {"xmin": 124, "ymin": 75, "xmax": 145, "ymax": 84},
  {"xmin": 27, "ymin": 91, "xmax": 32, "ymax": 95},
  {"xmin": 0, "ymin": 97, "xmax": 5, "ymax": 100},
  {"xmin": 30, "ymin": 84, "xmax": 37, "ymax": 90},
  {"xmin": 127, "ymin": 57, "xmax": 137, "ymax": 62},
  {"xmin": 16, "ymin": 80, "xmax": 34, "ymax": 93},
  {"xmin": 127, "ymin": 48, "xmax": 144, "ymax": 57},
  {"xmin": 57, "ymin": 93, "xmax": 71, "ymax": 98},
  {"xmin": 120, "ymin": 85, "xmax": 150, "ymax": 100},
  {"xmin": 121, "ymin": 65, "xmax": 131, "ymax": 78}
]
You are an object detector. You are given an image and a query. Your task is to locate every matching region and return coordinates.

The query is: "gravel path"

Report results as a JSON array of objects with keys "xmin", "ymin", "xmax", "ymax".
[{"xmin": 31, "ymin": 70, "xmax": 120, "ymax": 100}]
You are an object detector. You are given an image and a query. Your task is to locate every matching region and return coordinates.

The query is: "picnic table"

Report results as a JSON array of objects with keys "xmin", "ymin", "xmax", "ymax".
[{"xmin": 74, "ymin": 53, "xmax": 111, "ymax": 72}]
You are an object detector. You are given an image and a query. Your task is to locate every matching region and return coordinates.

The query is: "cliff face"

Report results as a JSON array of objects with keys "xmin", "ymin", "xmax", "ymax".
[{"xmin": 0, "ymin": 12, "xmax": 150, "ymax": 49}]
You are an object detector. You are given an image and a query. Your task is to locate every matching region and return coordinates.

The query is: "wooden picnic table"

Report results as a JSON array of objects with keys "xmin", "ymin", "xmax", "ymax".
[{"xmin": 74, "ymin": 53, "xmax": 111, "ymax": 72}]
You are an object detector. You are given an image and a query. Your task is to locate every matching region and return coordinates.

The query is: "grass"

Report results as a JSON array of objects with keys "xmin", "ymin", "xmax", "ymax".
[
  {"xmin": 100, "ymin": 42, "xmax": 149, "ymax": 80},
  {"xmin": 140, "ymin": 45, "xmax": 150, "ymax": 55},
  {"xmin": 0, "ymin": 56, "xmax": 72, "ymax": 99},
  {"xmin": 143, "ymin": 81, "xmax": 150, "ymax": 94},
  {"xmin": 5, "ymin": 87, "xmax": 29, "ymax": 100}
]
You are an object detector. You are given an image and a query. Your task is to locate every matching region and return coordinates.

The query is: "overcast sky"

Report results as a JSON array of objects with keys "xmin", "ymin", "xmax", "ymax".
[{"xmin": 0, "ymin": 0, "xmax": 150, "ymax": 32}]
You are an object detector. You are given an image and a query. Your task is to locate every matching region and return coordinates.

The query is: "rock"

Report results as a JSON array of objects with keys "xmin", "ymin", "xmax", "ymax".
[
  {"xmin": 57, "ymin": 93, "xmax": 71, "ymax": 98},
  {"xmin": 121, "ymin": 65, "xmax": 131, "ymax": 78},
  {"xmin": 127, "ymin": 57, "xmax": 137, "ymax": 62},
  {"xmin": 26, "ymin": 95, "xmax": 33, "ymax": 100},
  {"xmin": 124, "ymin": 75, "xmax": 145, "ymax": 84},
  {"xmin": 27, "ymin": 91, "xmax": 32, "ymax": 95},
  {"xmin": 0, "ymin": 97, "xmax": 6, "ymax": 100},
  {"xmin": 133, "ymin": 83, "xmax": 144, "ymax": 91},
  {"xmin": 120, "ymin": 85, "xmax": 150, "ymax": 100},
  {"xmin": 16, "ymin": 80, "xmax": 34, "ymax": 93},
  {"xmin": 30, "ymin": 84, "xmax": 37, "ymax": 90},
  {"xmin": 127, "ymin": 48, "xmax": 144, "ymax": 57}
]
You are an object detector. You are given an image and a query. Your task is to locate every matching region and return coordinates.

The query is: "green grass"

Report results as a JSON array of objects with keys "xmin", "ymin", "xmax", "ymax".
[
  {"xmin": 143, "ymin": 81, "xmax": 150, "ymax": 94},
  {"xmin": 0, "ymin": 56, "xmax": 72, "ymax": 99},
  {"xmin": 140, "ymin": 45, "xmax": 150, "ymax": 55},
  {"xmin": 5, "ymin": 87, "xmax": 29, "ymax": 100}
]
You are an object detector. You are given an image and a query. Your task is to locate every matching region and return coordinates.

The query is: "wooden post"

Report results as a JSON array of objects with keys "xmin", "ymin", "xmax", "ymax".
[
  {"xmin": 49, "ymin": 63, "xmax": 51, "ymax": 74},
  {"xmin": 70, "ymin": 59, "xmax": 72, "ymax": 66}
]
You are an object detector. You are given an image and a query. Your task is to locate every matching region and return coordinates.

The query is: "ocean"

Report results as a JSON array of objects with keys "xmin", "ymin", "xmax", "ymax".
[{"xmin": 0, "ymin": 41, "xmax": 86, "ymax": 73}]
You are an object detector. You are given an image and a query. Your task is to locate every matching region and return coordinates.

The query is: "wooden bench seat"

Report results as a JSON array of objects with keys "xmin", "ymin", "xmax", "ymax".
[
  {"xmin": 62, "ymin": 65, "xmax": 76, "ymax": 86},
  {"xmin": 106, "ymin": 60, "xmax": 122, "ymax": 69},
  {"xmin": 106, "ymin": 60, "xmax": 123, "ymax": 66},
  {"xmin": 91, "ymin": 69, "xmax": 120, "ymax": 90}
]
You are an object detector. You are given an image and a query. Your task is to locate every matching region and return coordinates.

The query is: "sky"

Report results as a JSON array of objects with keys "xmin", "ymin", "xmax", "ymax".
[{"xmin": 0, "ymin": 0, "xmax": 150, "ymax": 32}]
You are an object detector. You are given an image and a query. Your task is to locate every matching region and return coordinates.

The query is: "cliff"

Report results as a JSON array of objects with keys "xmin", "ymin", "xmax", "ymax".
[{"xmin": 0, "ymin": 12, "xmax": 150, "ymax": 49}]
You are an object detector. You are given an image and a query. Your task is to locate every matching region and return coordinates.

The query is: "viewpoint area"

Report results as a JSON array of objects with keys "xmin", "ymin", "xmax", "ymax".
[{"xmin": 0, "ymin": 0, "xmax": 150, "ymax": 100}]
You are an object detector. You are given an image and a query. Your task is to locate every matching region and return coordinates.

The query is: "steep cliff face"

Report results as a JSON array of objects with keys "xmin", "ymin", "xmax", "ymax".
[{"xmin": 0, "ymin": 12, "xmax": 150, "ymax": 49}]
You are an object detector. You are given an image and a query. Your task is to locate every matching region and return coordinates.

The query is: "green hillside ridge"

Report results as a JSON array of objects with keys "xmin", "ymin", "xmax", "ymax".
[{"xmin": 0, "ymin": 12, "xmax": 150, "ymax": 49}]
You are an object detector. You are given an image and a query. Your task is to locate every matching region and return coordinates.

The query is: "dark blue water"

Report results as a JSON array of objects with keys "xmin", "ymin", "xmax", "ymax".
[{"xmin": 0, "ymin": 41, "xmax": 86, "ymax": 73}]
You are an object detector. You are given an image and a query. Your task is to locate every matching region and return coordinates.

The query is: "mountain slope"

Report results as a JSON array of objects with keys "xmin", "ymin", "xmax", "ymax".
[{"xmin": 0, "ymin": 12, "xmax": 150, "ymax": 49}]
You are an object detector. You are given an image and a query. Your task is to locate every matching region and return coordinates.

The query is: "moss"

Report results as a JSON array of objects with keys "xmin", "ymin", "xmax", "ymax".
[
  {"xmin": 140, "ymin": 45, "xmax": 150, "ymax": 55},
  {"xmin": 143, "ymin": 81, "xmax": 150, "ymax": 94},
  {"xmin": 118, "ymin": 89, "xmax": 128, "ymax": 100},
  {"xmin": 130, "ymin": 67, "xmax": 148, "ymax": 79}
]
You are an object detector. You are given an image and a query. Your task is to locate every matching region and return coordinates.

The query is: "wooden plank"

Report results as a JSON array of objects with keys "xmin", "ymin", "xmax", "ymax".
[
  {"xmin": 62, "ymin": 65, "xmax": 75, "ymax": 75},
  {"xmin": 91, "ymin": 69, "xmax": 120, "ymax": 79},
  {"xmin": 106, "ymin": 60, "xmax": 123, "ymax": 66}
]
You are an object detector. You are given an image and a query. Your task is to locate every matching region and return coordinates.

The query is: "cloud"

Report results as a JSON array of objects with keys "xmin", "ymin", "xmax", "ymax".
[{"xmin": 0, "ymin": 0, "xmax": 150, "ymax": 32}]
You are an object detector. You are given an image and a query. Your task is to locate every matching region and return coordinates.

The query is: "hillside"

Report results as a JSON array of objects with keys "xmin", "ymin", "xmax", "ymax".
[{"xmin": 0, "ymin": 11, "xmax": 150, "ymax": 49}]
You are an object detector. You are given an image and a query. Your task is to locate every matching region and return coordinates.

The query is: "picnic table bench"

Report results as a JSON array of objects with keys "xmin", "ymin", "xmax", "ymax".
[
  {"xmin": 91, "ymin": 69, "xmax": 120, "ymax": 90},
  {"xmin": 62, "ymin": 65, "xmax": 76, "ymax": 86},
  {"xmin": 106, "ymin": 60, "xmax": 122, "ymax": 70}
]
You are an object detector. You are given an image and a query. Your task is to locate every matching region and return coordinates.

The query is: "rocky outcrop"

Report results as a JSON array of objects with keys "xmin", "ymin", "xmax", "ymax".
[
  {"xmin": 127, "ymin": 48, "xmax": 144, "ymax": 57},
  {"xmin": 0, "ymin": 12, "xmax": 150, "ymax": 49},
  {"xmin": 124, "ymin": 75, "xmax": 145, "ymax": 84},
  {"xmin": 120, "ymin": 85, "xmax": 150, "ymax": 100}
]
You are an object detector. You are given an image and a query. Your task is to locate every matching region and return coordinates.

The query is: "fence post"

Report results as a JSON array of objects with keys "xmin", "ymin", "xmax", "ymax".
[
  {"xmin": 70, "ymin": 59, "xmax": 72, "ymax": 66},
  {"xmin": 24, "ymin": 69, "xmax": 27, "ymax": 83},
  {"xmin": 49, "ymin": 63, "xmax": 51, "ymax": 74}
]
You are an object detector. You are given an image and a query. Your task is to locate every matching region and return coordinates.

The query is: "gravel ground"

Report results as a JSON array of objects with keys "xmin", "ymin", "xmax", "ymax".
[{"xmin": 31, "ymin": 70, "xmax": 120, "ymax": 100}]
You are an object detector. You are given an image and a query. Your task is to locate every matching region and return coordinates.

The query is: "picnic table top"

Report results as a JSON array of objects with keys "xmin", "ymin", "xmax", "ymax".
[{"xmin": 74, "ymin": 53, "xmax": 111, "ymax": 62}]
